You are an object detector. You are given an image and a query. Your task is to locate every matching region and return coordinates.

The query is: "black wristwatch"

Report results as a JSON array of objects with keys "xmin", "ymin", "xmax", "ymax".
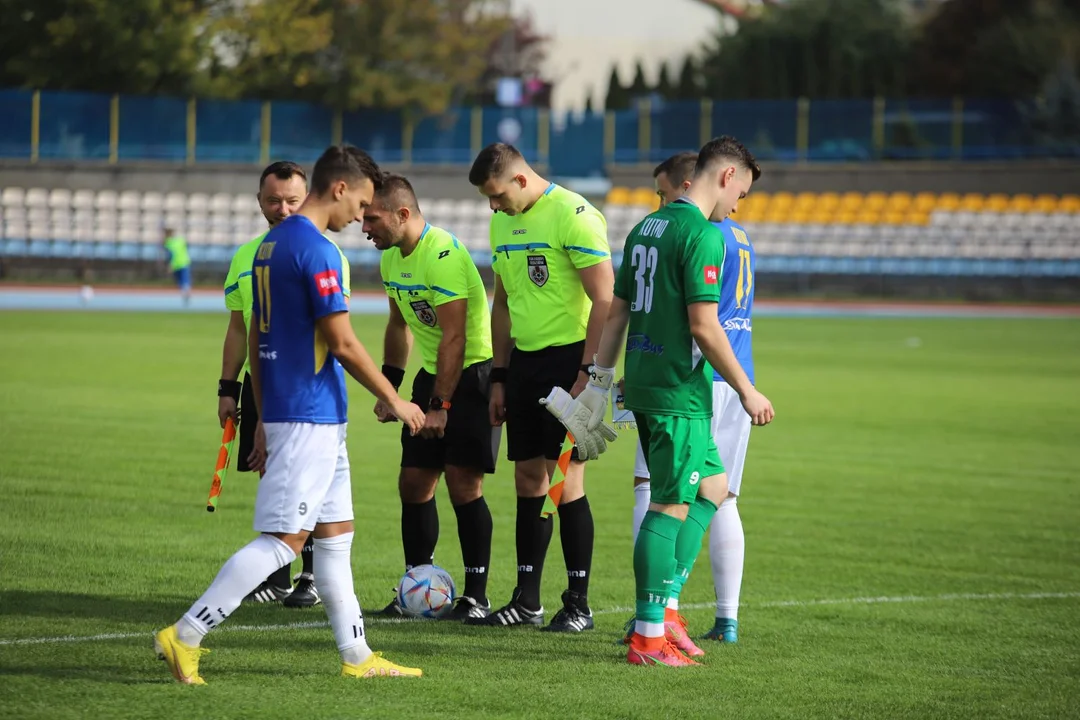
[
  {"xmin": 429, "ymin": 396, "xmax": 451, "ymax": 411},
  {"xmin": 580, "ymin": 364, "xmax": 593, "ymax": 376}
]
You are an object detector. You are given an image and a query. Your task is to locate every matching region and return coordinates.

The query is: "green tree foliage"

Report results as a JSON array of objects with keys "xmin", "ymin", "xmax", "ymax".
[
  {"xmin": 656, "ymin": 61, "xmax": 675, "ymax": 99},
  {"xmin": 0, "ymin": 0, "xmax": 213, "ymax": 95},
  {"xmin": 604, "ymin": 65, "xmax": 630, "ymax": 110}
]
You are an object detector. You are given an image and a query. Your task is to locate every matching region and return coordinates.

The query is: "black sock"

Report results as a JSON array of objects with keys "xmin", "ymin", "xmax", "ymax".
[
  {"xmin": 558, "ymin": 496, "xmax": 594, "ymax": 601},
  {"xmin": 300, "ymin": 534, "xmax": 314, "ymax": 576},
  {"xmin": 516, "ymin": 495, "xmax": 554, "ymax": 611},
  {"xmin": 266, "ymin": 563, "xmax": 291, "ymax": 590},
  {"xmin": 453, "ymin": 496, "xmax": 493, "ymax": 604},
  {"xmin": 401, "ymin": 498, "xmax": 439, "ymax": 570}
]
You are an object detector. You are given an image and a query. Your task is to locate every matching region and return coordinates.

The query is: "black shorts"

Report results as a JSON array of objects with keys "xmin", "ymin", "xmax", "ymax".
[
  {"xmin": 401, "ymin": 360, "xmax": 500, "ymax": 474},
  {"xmin": 505, "ymin": 340, "xmax": 585, "ymax": 462},
  {"xmin": 236, "ymin": 372, "xmax": 259, "ymax": 473}
]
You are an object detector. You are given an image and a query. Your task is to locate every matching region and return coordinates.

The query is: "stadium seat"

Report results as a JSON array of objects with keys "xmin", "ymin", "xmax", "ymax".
[
  {"xmin": 1008, "ymin": 194, "xmax": 1034, "ymax": 213},
  {"xmin": 960, "ymin": 193, "xmax": 985, "ymax": 211},
  {"xmin": 2, "ymin": 186, "xmax": 25, "ymax": 208},
  {"xmin": 141, "ymin": 192, "xmax": 164, "ymax": 213},
  {"xmin": 118, "ymin": 191, "xmax": 140, "ymax": 211},
  {"xmin": 1033, "ymin": 194, "xmax": 1059, "ymax": 213},
  {"xmin": 47, "ymin": 189, "xmax": 72, "ymax": 210},
  {"xmin": 985, "ymin": 194, "xmax": 1010, "ymax": 212},
  {"xmin": 186, "ymin": 193, "xmax": 209, "ymax": 213},
  {"xmin": 936, "ymin": 193, "xmax": 961, "ymax": 211},
  {"xmin": 164, "ymin": 192, "xmax": 186, "ymax": 212},
  {"xmin": 1059, "ymin": 195, "xmax": 1080, "ymax": 212},
  {"xmin": 209, "ymin": 192, "xmax": 232, "ymax": 213},
  {"xmin": 94, "ymin": 190, "xmax": 117, "ymax": 212},
  {"xmin": 605, "ymin": 187, "xmax": 632, "ymax": 206},
  {"xmin": 630, "ymin": 187, "xmax": 657, "ymax": 210}
]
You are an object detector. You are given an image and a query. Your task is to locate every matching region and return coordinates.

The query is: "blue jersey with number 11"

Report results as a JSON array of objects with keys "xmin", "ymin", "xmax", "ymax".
[
  {"xmin": 252, "ymin": 215, "xmax": 349, "ymax": 424},
  {"xmin": 713, "ymin": 217, "xmax": 755, "ymax": 385}
]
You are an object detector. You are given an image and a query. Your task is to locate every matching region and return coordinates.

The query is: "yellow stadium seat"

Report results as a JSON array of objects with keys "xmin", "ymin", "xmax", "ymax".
[
  {"xmin": 887, "ymin": 193, "xmax": 913, "ymax": 211},
  {"xmin": 787, "ymin": 210, "xmax": 812, "ymax": 225},
  {"xmin": 882, "ymin": 211, "xmax": 907, "ymax": 225},
  {"xmin": 855, "ymin": 210, "xmax": 881, "ymax": 225},
  {"xmin": 793, "ymin": 192, "xmax": 816, "ymax": 209},
  {"xmin": 985, "ymin": 194, "xmax": 1010, "ymax": 212},
  {"xmin": 818, "ymin": 193, "xmax": 841, "ymax": 211},
  {"xmin": 1033, "ymin": 194, "xmax": 1059, "ymax": 213},
  {"xmin": 936, "ymin": 193, "xmax": 961, "ymax": 210},
  {"xmin": 1009, "ymin": 194, "xmax": 1034, "ymax": 212},
  {"xmin": 631, "ymin": 187, "xmax": 659, "ymax": 209},
  {"xmin": 906, "ymin": 211, "xmax": 930, "ymax": 226},
  {"xmin": 771, "ymin": 192, "xmax": 794, "ymax": 208},
  {"xmin": 809, "ymin": 211, "xmax": 835, "ymax": 225},
  {"xmin": 606, "ymin": 186, "xmax": 632, "ymax": 205},
  {"xmin": 1058, "ymin": 195, "xmax": 1080, "ymax": 213},
  {"xmin": 834, "ymin": 212, "xmax": 858, "ymax": 225},
  {"xmin": 864, "ymin": 192, "xmax": 888, "ymax": 211},
  {"xmin": 913, "ymin": 192, "xmax": 937, "ymax": 212},
  {"xmin": 960, "ymin": 193, "xmax": 985, "ymax": 211},
  {"xmin": 839, "ymin": 192, "xmax": 863, "ymax": 211}
]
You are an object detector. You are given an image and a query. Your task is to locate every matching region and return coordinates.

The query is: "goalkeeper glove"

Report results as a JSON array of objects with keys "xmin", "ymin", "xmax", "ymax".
[{"xmin": 538, "ymin": 386, "xmax": 618, "ymax": 461}]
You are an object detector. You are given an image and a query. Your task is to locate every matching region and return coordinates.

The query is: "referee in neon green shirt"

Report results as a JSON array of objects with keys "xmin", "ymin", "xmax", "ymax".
[
  {"xmin": 218, "ymin": 160, "xmax": 352, "ymax": 609},
  {"xmin": 465, "ymin": 143, "xmax": 614, "ymax": 632}
]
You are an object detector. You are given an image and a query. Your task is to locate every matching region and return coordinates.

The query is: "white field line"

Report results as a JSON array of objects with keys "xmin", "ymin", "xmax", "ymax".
[{"xmin": 2, "ymin": 591, "xmax": 1078, "ymax": 648}]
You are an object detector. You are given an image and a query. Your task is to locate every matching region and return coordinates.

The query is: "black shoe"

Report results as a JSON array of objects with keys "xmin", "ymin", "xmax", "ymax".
[
  {"xmin": 541, "ymin": 590, "xmax": 594, "ymax": 633},
  {"xmin": 442, "ymin": 595, "xmax": 491, "ymax": 622},
  {"xmin": 464, "ymin": 587, "xmax": 543, "ymax": 627},
  {"xmin": 282, "ymin": 573, "xmax": 320, "ymax": 608},
  {"xmin": 244, "ymin": 581, "xmax": 292, "ymax": 604},
  {"xmin": 375, "ymin": 594, "xmax": 406, "ymax": 618}
]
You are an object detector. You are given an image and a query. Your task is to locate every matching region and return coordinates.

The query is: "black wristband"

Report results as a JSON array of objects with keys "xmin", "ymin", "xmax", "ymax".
[
  {"xmin": 382, "ymin": 364, "xmax": 405, "ymax": 390},
  {"xmin": 490, "ymin": 367, "xmax": 508, "ymax": 384},
  {"xmin": 218, "ymin": 379, "xmax": 241, "ymax": 401},
  {"xmin": 580, "ymin": 364, "xmax": 593, "ymax": 375}
]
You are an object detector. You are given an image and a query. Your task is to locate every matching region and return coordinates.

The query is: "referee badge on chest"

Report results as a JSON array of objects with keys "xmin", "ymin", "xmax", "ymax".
[
  {"xmin": 527, "ymin": 255, "xmax": 549, "ymax": 287},
  {"xmin": 410, "ymin": 299, "xmax": 438, "ymax": 327}
]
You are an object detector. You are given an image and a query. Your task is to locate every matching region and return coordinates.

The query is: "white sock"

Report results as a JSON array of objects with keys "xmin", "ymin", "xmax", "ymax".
[
  {"xmin": 666, "ymin": 596, "xmax": 679, "ymax": 611},
  {"xmin": 178, "ymin": 534, "xmax": 296, "ymax": 646},
  {"xmin": 313, "ymin": 532, "xmax": 372, "ymax": 665},
  {"xmin": 631, "ymin": 482, "xmax": 651, "ymax": 545},
  {"xmin": 709, "ymin": 496, "xmax": 744, "ymax": 620}
]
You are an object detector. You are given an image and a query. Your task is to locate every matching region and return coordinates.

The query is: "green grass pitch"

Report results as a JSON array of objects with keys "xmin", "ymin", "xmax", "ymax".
[{"xmin": 1, "ymin": 310, "xmax": 1078, "ymax": 719}]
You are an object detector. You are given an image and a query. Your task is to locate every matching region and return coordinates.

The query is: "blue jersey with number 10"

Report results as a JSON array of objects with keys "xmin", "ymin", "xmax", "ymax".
[
  {"xmin": 251, "ymin": 215, "xmax": 349, "ymax": 424},
  {"xmin": 712, "ymin": 217, "xmax": 755, "ymax": 385}
]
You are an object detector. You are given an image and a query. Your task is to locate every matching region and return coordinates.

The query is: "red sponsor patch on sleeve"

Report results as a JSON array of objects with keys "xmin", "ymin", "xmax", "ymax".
[
  {"xmin": 314, "ymin": 269, "xmax": 341, "ymax": 296},
  {"xmin": 704, "ymin": 266, "xmax": 719, "ymax": 284}
]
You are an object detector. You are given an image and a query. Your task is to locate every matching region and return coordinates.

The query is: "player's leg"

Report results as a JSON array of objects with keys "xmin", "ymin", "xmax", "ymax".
[
  {"xmin": 467, "ymin": 347, "xmax": 552, "ymax": 626},
  {"xmin": 174, "ymin": 266, "xmax": 192, "ymax": 306},
  {"xmin": 282, "ymin": 535, "xmax": 320, "ymax": 608},
  {"xmin": 631, "ymin": 438, "xmax": 651, "ymax": 544},
  {"xmin": 544, "ymin": 341, "xmax": 596, "ymax": 632},
  {"xmin": 237, "ymin": 374, "xmax": 294, "ymax": 605},
  {"xmin": 156, "ymin": 421, "xmax": 328, "ymax": 683},
  {"xmin": 703, "ymin": 382, "xmax": 752, "ymax": 642},
  {"xmin": 314, "ymin": 424, "xmax": 421, "ymax": 678},
  {"xmin": 441, "ymin": 362, "xmax": 497, "ymax": 620},
  {"xmin": 626, "ymin": 413, "xmax": 698, "ymax": 667}
]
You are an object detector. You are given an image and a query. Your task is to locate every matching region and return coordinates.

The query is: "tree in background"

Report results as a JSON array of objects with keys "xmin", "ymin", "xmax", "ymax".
[
  {"xmin": 0, "ymin": 0, "xmax": 214, "ymax": 95},
  {"xmin": 466, "ymin": 11, "xmax": 551, "ymax": 107},
  {"xmin": 604, "ymin": 65, "xmax": 630, "ymax": 110}
]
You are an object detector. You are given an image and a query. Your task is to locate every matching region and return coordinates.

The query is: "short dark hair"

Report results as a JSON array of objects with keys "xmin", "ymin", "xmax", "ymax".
[
  {"xmin": 259, "ymin": 160, "xmax": 307, "ymax": 190},
  {"xmin": 695, "ymin": 136, "xmax": 761, "ymax": 182},
  {"xmin": 310, "ymin": 144, "xmax": 382, "ymax": 195},
  {"xmin": 653, "ymin": 151, "xmax": 698, "ymax": 188},
  {"xmin": 468, "ymin": 143, "xmax": 524, "ymax": 186},
  {"xmin": 374, "ymin": 173, "xmax": 420, "ymax": 213}
]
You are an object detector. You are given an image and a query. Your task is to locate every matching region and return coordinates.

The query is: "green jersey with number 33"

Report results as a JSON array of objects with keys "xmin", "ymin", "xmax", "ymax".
[{"xmin": 613, "ymin": 199, "xmax": 726, "ymax": 419}]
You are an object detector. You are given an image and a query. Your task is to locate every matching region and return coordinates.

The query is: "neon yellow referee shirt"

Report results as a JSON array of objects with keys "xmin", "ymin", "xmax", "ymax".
[
  {"xmin": 490, "ymin": 184, "xmax": 610, "ymax": 352},
  {"xmin": 380, "ymin": 224, "xmax": 492, "ymax": 374}
]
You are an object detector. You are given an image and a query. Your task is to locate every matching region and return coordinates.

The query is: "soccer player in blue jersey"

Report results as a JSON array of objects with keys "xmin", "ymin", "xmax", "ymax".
[
  {"xmin": 154, "ymin": 145, "xmax": 427, "ymax": 684},
  {"xmin": 628, "ymin": 148, "xmax": 764, "ymax": 649}
]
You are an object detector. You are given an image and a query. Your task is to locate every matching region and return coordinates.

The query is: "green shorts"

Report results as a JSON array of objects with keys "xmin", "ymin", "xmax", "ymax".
[{"xmin": 637, "ymin": 412, "xmax": 725, "ymax": 505}]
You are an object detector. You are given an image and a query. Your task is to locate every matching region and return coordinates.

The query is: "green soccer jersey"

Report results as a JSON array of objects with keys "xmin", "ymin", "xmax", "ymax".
[
  {"xmin": 490, "ymin": 184, "xmax": 610, "ymax": 352},
  {"xmin": 224, "ymin": 231, "xmax": 351, "ymax": 375},
  {"xmin": 163, "ymin": 235, "xmax": 190, "ymax": 271},
  {"xmin": 381, "ymin": 224, "xmax": 492, "ymax": 374},
  {"xmin": 614, "ymin": 199, "xmax": 726, "ymax": 419}
]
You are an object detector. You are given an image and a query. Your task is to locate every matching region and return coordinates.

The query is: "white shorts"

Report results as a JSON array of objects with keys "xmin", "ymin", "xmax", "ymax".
[
  {"xmin": 633, "ymin": 382, "xmax": 753, "ymax": 496},
  {"xmin": 253, "ymin": 422, "xmax": 353, "ymax": 534}
]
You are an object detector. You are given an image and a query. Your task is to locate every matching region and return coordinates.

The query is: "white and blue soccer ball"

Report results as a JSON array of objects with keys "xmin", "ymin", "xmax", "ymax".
[{"xmin": 396, "ymin": 564, "xmax": 456, "ymax": 618}]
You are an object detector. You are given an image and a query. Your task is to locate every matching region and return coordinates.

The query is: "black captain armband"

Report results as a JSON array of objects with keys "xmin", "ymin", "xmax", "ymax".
[
  {"xmin": 218, "ymin": 379, "xmax": 242, "ymax": 401},
  {"xmin": 382, "ymin": 365, "xmax": 406, "ymax": 390},
  {"xmin": 490, "ymin": 367, "xmax": 509, "ymax": 384}
]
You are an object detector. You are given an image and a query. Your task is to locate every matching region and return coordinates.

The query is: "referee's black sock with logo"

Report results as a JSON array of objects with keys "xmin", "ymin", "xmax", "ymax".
[
  {"xmin": 267, "ymin": 564, "xmax": 291, "ymax": 590},
  {"xmin": 300, "ymin": 534, "xmax": 314, "ymax": 577},
  {"xmin": 558, "ymin": 495, "xmax": 594, "ymax": 604},
  {"xmin": 516, "ymin": 495, "xmax": 554, "ymax": 611},
  {"xmin": 401, "ymin": 498, "xmax": 439, "ymax": 570},
  {"xmin": 453, "ymin": 496, "xmax": 493, "ymax": 604}
]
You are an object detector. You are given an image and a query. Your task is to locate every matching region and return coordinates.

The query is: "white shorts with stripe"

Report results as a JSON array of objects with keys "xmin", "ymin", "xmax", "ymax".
[
  {"xmin": 633, "ymin": 382, "xmax": 753, "ymax": 496},
  {"xmin": 253, "ymin": 422, "xmax": 353, "ymax": 534}
]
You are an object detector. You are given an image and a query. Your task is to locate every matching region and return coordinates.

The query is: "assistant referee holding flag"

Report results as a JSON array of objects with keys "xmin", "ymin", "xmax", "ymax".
[{"xmin": 465, "ymin": 143, "xmax": 614, "ymax": 632}]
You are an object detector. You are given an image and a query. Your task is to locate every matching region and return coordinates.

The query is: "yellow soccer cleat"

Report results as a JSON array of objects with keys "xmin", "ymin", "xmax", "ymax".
[
  {"xmin": 342, "ymin": 652, "xmax": 422, "ymax": 679},
  {"xmin": 154, "ymin": 625, "xmax": 208, "ymax": 685}
]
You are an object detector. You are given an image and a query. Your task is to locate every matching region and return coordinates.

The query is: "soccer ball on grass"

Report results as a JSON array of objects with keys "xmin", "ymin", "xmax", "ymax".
[{"xmin": 396, "ymin": 564, "xmax": 455, "ymax": 618}]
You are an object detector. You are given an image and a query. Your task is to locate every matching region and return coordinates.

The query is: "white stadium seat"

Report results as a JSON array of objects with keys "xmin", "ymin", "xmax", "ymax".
[
  {"xmin": 141, "ymin": 192, "xmax": 164, "ymax": 212},
  {"xmin": 118, "ymin": 191, "xmax": 141, "ymax": 211},
  {"xmin": 48, "ymin": 189, "xmax": 72, "ymax": 209},
  {"xmin": 95, "ymin": 190, "xmax": 117, "ymax": 211},
  {"xmin": 2, "ymin": 186, "xmax": 25, "ymax": 207},
  {"xmin": 25, "ymin": 188, "xmax": 48, "ymax": 208},
  {"xmin": 72, "ymin": 189, "xmax": 95, "ymax": 210}
]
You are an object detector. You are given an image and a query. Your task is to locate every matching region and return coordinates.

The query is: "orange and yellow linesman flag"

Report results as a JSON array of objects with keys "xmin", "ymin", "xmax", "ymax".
[
  {"xmin": 206, "ymin": 416, "xmax": 237, "ymax": 512},
  {"xmin": 541, "ymin": 432, "xmax": 576, "ymax": 518}
]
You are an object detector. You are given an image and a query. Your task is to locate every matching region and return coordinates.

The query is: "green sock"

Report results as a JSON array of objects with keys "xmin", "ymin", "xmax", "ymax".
[
  {"xmin": 669, "ymin": 497, "xmax": 719, "ymax": 603},
  {"xmin": 633, "ymin": 511, "xmax": 683, "ymax": 626}
]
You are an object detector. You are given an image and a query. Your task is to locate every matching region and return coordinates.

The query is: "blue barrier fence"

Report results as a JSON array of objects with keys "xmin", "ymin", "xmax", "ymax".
[{"xmin": 1, "ymin": 89, "xmax": 1077, "ymax": 174}]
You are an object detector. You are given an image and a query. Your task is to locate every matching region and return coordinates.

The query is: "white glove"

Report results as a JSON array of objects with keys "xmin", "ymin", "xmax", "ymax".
[
  {"xmin": 578, "ymin": 357, "xmax": 616, "ymax": 433},
  {"xmin": 539, "ymin": 386, "xmax": 618, "ymax": 461}
]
